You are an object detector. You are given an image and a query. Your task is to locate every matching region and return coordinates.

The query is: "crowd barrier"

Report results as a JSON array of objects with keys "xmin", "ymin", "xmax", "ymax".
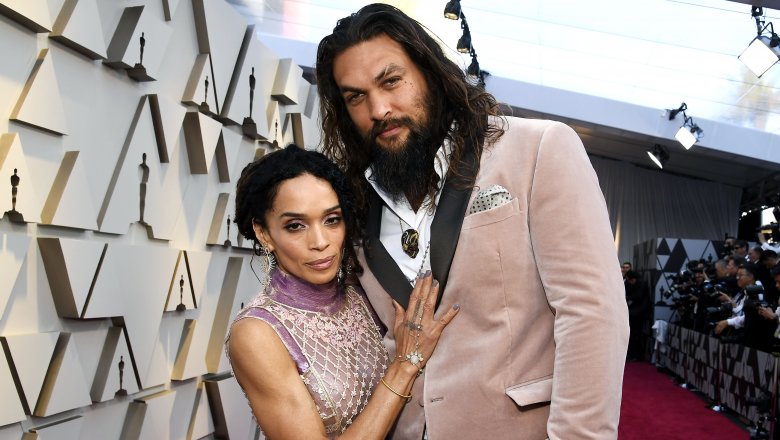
[{"xmin": 654, "ymin": 322, "xmax": 777, "ymax": 435}]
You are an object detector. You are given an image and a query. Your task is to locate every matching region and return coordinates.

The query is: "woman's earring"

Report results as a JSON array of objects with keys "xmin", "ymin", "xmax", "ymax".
[{"xmin": 258, "ymin": 242, "xmax": 275, "ymax": 290}]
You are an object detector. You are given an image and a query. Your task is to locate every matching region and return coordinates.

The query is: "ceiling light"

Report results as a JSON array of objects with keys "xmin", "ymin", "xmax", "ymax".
[
  {"xmin": 443, "ymin": 0, "xmax": 461, "ymax": 20},
  {"xmin": 647, "ymin": 144, "xmax": 669, "ymax": 169},
  {"xmin": 665, "ymin": 102, "xmax": 703, "ymax": 149},
  {"xmin": 457, "ymin": 29, "xmax": 471, "ymax": 53},
  {"xmin": 467, "ymin": 56, "xmax": 480, "ymax": 76},
  {"xmin": 674, "ymin": 119, "xmax": 702, "ymax": 150},
  {"xmin": 739, "ymin": 35, "xmax": 780, "ymax": 77},
  {"xmin": 739, "ymin": 6, "xmax": 780, "ymax": 77}
]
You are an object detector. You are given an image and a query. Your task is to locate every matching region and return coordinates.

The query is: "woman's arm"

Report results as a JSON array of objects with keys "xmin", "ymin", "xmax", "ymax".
[{"xmin": 229, "ymin": 273, "xmax": 459, "ymax": 440}]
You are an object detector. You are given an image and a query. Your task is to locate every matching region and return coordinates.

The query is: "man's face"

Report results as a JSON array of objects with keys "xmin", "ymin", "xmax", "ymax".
[
  {"xmin": 333, "ymin": 34, "xmax": 430, "ymax": 152},
  {"xmin": 726, "ymin": 260, "xmax": 738, "ymax": 276},
  {"xmin": 749, "ymin": 248, "xmax": 761, "ymax": 262},
  {"xmin": 774, "ymin": 274, "xmax": 780, "ymax": 293},
  {"xmin": 621, "ymin": 264, "xmax": 631, "ymax": 276},
  {"xmin": 715, "ymin": 263, "xmax": 728, "ymax": 278},
  {"xmin": 694, "ymin": 271, "xmax": 705, "ymax": 284},
  {"xmin": 737, "ymin": 268, "xmax": 755, "ymax": 289},
  {"xmin": 734, "ymin": 244, "xmax": 747, "ymax": 258}
]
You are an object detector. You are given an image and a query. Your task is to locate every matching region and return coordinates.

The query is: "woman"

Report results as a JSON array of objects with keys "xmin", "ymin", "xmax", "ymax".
[{"xmin": 227, "ymin": 145, "xmax": 459, "ymax": 439}]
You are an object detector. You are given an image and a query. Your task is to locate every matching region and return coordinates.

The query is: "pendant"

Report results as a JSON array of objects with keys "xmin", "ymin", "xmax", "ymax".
[{"xmin": 401, "ymin": 228, "xmax": 420, "ymax": 258}]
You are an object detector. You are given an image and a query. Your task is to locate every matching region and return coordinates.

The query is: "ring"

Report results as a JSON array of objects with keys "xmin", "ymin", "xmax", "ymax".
[
  {"xmin": 406, "ymin": 351, "xmax": 424, "ymax": 367},
  {"xmin": 406, "ymin": 321, "xmax": 422, "ymax": 331}
]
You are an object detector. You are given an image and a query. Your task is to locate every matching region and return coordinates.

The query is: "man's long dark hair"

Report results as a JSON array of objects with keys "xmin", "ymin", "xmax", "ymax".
[{"xmin": 315, "ymin": 3, "xmax": 504, "ymax": 215}]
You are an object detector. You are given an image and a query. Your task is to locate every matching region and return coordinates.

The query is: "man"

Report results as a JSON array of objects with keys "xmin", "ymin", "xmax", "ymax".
[
  {"xmin": 714, "ymin": 263, "xmax": 759, "ymax": 336},
  {"xmin": 621, "ymin": 261, "xmax": 632, "ymax": 280},
  {"xmin": 733, "ymin": 240, "xmax": 749, "ymax": 259},
  {"xmin": 316, "ymin": 4, "xmax": 628, "ymax": 439},
  {"xmin": 625, "ymin": 270, "xmax": 649, "ymax": 360}
]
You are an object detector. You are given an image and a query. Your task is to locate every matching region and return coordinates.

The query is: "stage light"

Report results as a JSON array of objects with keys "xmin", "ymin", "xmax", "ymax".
[
  {"xmin": 457, "ymin": 28, "xmax": 471, "ymax": 53},
  {"xmin": 467, "ymin": 56, "xmax": 480, "ymax": 76},
  {"xmin": 444, "ymin": 0, "xmax": 461, "ymax": 20},
  {"xmin": 674, "ymin": 117, "xmax": 702, "ymax": 150},
  {"xmin": 739, "ymin": 35, "xmax": 780, "ymax": 77},
  {"xmin": 665, "ymin": 102, "xmax": 703, "ymax": 149},
  {"xmin": 647, "ymin": 144, "xmax": 669, "ymax": 169},
  {"xmin": 739, "ymin": 6, "xmax": 780, "ymax": 77}
]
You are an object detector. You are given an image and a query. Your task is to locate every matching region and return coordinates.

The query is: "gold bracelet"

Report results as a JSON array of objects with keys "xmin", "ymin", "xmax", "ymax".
[{"xmin": 380, "ymin": 377, "xmax": 412, "ymax": 402}]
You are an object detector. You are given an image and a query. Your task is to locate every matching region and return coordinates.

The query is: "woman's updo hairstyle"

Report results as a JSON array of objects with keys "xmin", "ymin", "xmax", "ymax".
[{"xmin": 233, "ymin": 144, "xmax": 361, "ymax": 274}]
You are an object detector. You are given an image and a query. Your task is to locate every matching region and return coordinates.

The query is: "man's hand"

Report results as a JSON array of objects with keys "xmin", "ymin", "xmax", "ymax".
[
  {"xmin": 758, "ymin": 307, "xmax": 777, "ymax": 321},
  {"xmin": 714, "ymin": 320, "xmax": 729, "ymax": 335}
]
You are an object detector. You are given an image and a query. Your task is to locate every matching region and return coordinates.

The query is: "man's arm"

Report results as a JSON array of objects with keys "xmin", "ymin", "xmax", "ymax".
[{"xmin": 527, "ymin": 121, "xmax": 629, "ymax": 439}]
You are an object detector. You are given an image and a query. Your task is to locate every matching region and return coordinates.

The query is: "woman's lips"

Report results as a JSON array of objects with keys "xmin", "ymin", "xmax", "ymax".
[{"xmin": 307, "ymin": 256, "xmax": 335, "ymax": 270}]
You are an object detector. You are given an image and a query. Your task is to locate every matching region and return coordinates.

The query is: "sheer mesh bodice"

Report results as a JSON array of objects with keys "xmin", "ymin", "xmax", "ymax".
[{"xmin": 226, "ymin": 269, "xmax": 389, "ymax": 438}]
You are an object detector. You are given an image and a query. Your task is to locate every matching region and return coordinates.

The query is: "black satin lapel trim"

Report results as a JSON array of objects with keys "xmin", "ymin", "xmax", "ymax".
[
  {"xmin": 365, "ymin": 187, "xmax": 414, "ymax": 308},
  {"xmin": 430, "ymin": 143, "xmax": 478, "ymax": 310}
]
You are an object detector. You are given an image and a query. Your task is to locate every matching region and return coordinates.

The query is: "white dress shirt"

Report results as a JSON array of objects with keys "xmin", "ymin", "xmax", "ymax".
[{"xmin": 365, "ymin": 142, "xmax": 451, "ymax": 284}]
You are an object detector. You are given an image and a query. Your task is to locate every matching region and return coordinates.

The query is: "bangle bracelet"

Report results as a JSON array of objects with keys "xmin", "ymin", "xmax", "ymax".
[{"xmin": 380, "ymin": 377, "xmax": 412, "ymax": 402}]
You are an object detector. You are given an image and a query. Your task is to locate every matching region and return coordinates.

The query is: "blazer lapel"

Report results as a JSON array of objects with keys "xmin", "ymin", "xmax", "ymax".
[
  {"xmin": 363, "ymin": 135, "xmax": 480, "ymax": 310},
  {"xmin": 364, "ymin": 186, "xmax": 414, "ymax": 308},
  {"xmin": 430, "ymin": 145, "xmax": 478, "ymax": 308}
]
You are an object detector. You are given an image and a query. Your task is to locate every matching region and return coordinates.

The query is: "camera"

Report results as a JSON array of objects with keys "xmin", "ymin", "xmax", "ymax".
[
  {"xmin": 706, "ymin": 302, "xmax": 733, "ymax": 321},
  {"xmin": 743, "ymin": 284, "xmax": 769, "ymax": 312}
]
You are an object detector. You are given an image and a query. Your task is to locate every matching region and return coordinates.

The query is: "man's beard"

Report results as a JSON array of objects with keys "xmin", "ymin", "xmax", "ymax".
[{"xmin": 365, "ymin": 115, "xmax": 439, "ymax": 206}]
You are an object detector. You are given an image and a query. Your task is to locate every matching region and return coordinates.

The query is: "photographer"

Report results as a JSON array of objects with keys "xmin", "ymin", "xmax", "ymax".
[
  {"xmin": 625, "ymin": 270, "xmax": 649, "ymax": 361},
  {"xmin": 714, "ymin": 263, "xmax": 760, "ymax": 337},
  {"xmin": 756, "ymin": 265, "xmax": 780, "ymax": 350},
  {"xmin": 691, "ymin": 268, "xmax": 731, "ymax": 332}
]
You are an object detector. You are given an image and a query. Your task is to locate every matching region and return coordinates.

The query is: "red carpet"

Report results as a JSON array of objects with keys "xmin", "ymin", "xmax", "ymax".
[{"xmin": 619, "ymin": 361, "xmax": 748, "ymax": 439}]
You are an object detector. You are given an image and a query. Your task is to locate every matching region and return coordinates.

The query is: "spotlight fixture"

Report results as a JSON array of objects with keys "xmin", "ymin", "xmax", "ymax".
[
  {"xmin": 443, "ymin": 0, "xmax": 461, "ymax": 20},
  {"xmin": 665, "ymin": 101, "xmax": 703, "ymax": 149},
  {"xmin": 467, "ymin": 55, "xmax": 480, "ymax": 76},
  {"xmin": 457, "ymin": 21, "xmax": 471, "ymax": 53},
  {"xmin": 674, "ymin": 116, "xmax": 703, "ymax": 150},
  {"xmin": 647, "ymin": 144, "xmax": 669, "ymax": 169},
  {"xmin": 739, "ymin": 7, "xmax": 780, "ymax": 77}
]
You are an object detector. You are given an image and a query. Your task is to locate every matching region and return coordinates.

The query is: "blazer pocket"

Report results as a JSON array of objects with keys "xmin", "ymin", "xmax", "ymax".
[
  {"xmin": 462, "ymin": 197, "xmax": 520, "ymax": 230},
  {"xmin": 505, "ymin": 375, "xmax": 553, "ymax": 407}
]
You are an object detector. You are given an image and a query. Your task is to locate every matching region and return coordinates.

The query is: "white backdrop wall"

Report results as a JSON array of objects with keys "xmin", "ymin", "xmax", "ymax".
[
  {"xmin": 590, "ymin": 155, "xmax": 741, "ymax": 263},
  {"xmin": 0, "ymin": 0, "xmax": 320, "ymax": 438}
]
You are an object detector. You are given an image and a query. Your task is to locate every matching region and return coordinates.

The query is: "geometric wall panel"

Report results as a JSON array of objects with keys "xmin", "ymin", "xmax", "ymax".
[
  {"xmin": 38, "ymin": 237, "xmax": 105, "ymax": 319},
  {"xmin": 90, "ymin": 326, "xmax": 138, "ymax": 403},
  {"xmin": 189, "ymin": 385, "xmax": 214, "ymax": 439},
  {"xmin": 0, "ymin": 424, "xmax": 23, "ymax": 440},
  {"xmin": 208, "ymin": 255, "xmax": 260, "ymax": 374},
  {"xmin": 127, "ymin": 389, "xmax": 176, "ymax": 440},
  {"xmin": 25, "ymin": 415, "xmax": 83, "ymax": 439},
  {"xmin": 215, "ymin": 128, "xmax": 242, "ymax": 184},
  {"xmin": 0, "ymin": 133, "xmax": 40, "ymax": 223},
  {"xmin": 99, "ymin": 96, "xmax": 188, "ymax": 240},
  {"xmin": 220, "ymin": 27, "xmax": 280, "ymax": 131},
  {"xmin": 105, "ymin": 6, "xmax": 144, "ymax": 70},
  {"xmin": 206, "ymin": 192, "xmax": 230, "ymax": 246},
  {"xmin": 0, "ymin": 0, "xmax": 53, "ymax": 33},
  {"xmin": 182, "ymin": 111, "xmax": 221, "ymax": 175},
  {"xmin": 50, "ymin": 0, "xmax": 107, "ymax": 60},
  {"xmin": 40, "ymin": 151, "xmax": 99, "ymax": 230},
  {"xmin": 0, "ymin": 346, "xmax": 26, "ymax": 426},
  {"xmin": 171, "ymin": 253, "xmax": 230, "ymax": 381},
  {"xmin": 204, "ymin": 373, "xmax": 255, "ymax": 440},
  {"xmin": 271, "ymin": 58, "xmax": 303, "ymax": 105},
  {"xmin": 83, "ymin": 243, "xmax": 178, "ymax": 389},
  {"xmin": 34, "ymin": 332, "xmax": 91, "ymax": 417},
  {"xmin": 0, "ymin": 232, "xmax": 32, "ymax": 318},
  {"xmin": 9, "ymin": 48, "xmax": 68, "ymax": 136},
  {"xmin": 192, "ymin": 0, "xmax": 246, "ymax": 115},
  {"xmin": 105, "ymin": 4, "xmax": 173, "ymax": 80},
  {"xmin": 149, "ymin": 94, "xmax": 187, "ymax": 165},
  {"xmin": 181, "ymin": 53, "xmax": 212, "ymax": 108},
  {"xmin": 2, "ymin": 332, "xmax": 59, "ymax": 414}
]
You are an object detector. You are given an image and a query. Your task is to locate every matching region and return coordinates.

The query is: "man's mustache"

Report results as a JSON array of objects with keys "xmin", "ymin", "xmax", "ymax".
[{"xmin": 368, "ymin": 116, "xmax": 415, "ymax": 140}]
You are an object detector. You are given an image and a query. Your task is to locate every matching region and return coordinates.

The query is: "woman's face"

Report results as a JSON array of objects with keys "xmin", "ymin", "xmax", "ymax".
[{"xmin": 254, "ymin": 173, "xmax": 346, "ymax": 285}]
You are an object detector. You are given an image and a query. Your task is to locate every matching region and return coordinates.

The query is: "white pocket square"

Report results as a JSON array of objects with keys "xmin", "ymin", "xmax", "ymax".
[{"xmin": 467, "ymin": 184, "xmax": 512, "ymax": 215}]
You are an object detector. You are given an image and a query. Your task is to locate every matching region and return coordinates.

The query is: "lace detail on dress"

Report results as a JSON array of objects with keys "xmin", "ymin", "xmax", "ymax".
[{"xmin": 226, "ymin": 270, "xmax": 389, "ymax": 438}]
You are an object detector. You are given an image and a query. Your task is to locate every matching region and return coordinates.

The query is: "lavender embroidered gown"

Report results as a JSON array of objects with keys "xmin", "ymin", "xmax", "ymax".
[{"xmin": 226, "ymin": 269, "xmax": 389, "ymax": 438}]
